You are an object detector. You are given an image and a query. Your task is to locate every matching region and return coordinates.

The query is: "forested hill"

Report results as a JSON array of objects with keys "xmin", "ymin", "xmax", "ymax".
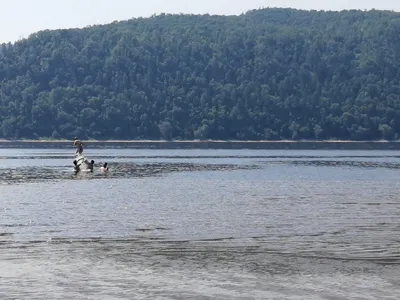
[{"xmin": 1, "ymin": 8, "xmax": 400, "ymax": 140}]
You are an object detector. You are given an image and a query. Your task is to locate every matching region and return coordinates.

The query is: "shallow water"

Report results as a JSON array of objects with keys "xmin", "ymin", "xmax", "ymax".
[{"xmin": 0, "ymin": 148, "xmax": 399, "ymax": 299}]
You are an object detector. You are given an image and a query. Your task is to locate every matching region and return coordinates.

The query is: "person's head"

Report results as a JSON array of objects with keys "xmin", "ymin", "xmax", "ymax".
[
  {"xmin": 103, "ymin": 162, "xmax": 108, "ymax": 168},
  {"xmin": 90, "ymin": 160, "xmax": 95, "ymax": 165},
  {"xmin": 74, "ymin": 137, "xmax": 78, "ymax": 140}
]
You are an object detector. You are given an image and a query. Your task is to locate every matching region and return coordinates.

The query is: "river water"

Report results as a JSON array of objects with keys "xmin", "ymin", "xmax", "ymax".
[{"xmin": 0, "ymin": 148, "xmax": 399, "ymax": 299}]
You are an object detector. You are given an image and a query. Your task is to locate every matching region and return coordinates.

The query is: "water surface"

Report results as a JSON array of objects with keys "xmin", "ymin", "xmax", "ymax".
[{"xmin": 0, "ymin": 149, "xmax": 399, "ymax": 299}]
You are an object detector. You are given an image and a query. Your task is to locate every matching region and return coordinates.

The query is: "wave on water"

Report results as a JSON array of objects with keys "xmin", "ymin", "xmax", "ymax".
[
  {"xmin": 2, "ymin": 154, "xmax": 400, "ymax": 160},
  {"xmin": 0, "ymin": 234, "xmax": 399, "ymax": 265},
  {"xmin": 0, "ymin": 162, "xmax": 259, "ymax": 185},
  {"xmin": 272, "ymin": 160, "xmax": 400, "ymax": 169}
]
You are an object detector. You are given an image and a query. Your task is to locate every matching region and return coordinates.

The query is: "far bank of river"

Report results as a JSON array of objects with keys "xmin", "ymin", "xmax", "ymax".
[{"xmin": 1, "ymin": 140, "xmax": 400, "ymax": 150}]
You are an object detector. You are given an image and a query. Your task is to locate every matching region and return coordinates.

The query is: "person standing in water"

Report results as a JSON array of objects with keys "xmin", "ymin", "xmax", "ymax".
[{"xmin": 73, "ymin": 137, "xmax": 84, "ymax": 155}]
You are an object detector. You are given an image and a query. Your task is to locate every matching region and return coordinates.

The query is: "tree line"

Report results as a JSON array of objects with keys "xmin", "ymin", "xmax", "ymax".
[{"xmin": 1, "ymin": 8, "xmax": 400, "ymax": 140}]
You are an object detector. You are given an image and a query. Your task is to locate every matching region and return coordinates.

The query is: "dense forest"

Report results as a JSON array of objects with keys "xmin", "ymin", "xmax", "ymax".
[{"xmin": 1, "ymin": 8, "xmax": 400, "ymax": 140}]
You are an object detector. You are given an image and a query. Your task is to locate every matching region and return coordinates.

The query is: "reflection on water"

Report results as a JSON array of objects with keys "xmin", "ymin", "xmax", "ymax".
[{"xmin": 0, "ymin": 148, "xmax": 400, "ymax": 299}]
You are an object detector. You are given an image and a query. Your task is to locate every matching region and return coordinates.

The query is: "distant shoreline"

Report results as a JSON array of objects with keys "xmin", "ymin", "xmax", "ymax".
[
  {"xmin": 0, "ymin": 139, "xmax": 396, "ymax": 143},
  {"xmin": 0, "ymin": 139, "xmax": 400, "ymax": 150}
]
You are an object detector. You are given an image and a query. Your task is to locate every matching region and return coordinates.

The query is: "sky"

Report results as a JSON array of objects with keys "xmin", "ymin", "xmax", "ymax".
[{"xmin": 1, "ymin": 0, "xmax": 399, "ymax": 43}]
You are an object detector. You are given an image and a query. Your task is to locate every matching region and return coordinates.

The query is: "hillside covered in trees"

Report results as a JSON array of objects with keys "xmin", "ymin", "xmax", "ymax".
[{"xmin": 1, "ymin": 8, "xmax": 400, "ymax": 140}]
